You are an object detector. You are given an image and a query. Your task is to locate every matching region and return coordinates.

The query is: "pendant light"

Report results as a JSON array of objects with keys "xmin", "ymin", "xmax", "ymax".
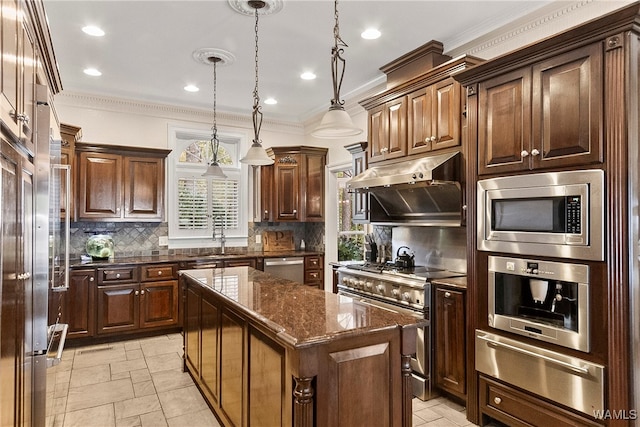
[
  {"xmin": 239, "ymin": 0, "xmax": 274, "ymax": 166},
  {"xmin": 311, "ymin": 0, "xmax": 363, "ymax": 139},
  {"xmin": 202, "ymin": 56, "xmax": 228, "ymax": 178}
]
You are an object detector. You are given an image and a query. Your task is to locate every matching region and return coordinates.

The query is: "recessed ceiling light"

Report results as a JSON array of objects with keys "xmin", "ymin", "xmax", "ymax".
[
  {"xmin": 82, "ymin": 25, "xmax": 105, "ymax": 37},
  {"xmin": 264, "ymin": 98, "xmax": 277, "ymax": 105},
  {"xmin": 83, "ymin": 68, "xmax": 102, "ymax": 77},
  {"xmin": 300, "ymin": 72, "xmax": 316, "ymax": 80},
  {"xmin": 184, "ymin": 85, "xmax": 199, "ymax": 93},
  {"xmin": 361, "ymin": 28, "xmax": 381, "ymax": 40}
]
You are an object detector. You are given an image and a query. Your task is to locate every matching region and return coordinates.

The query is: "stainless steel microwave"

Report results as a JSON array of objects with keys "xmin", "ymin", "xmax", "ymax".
[{"xmin": 477, "ymin": 170, "xmax": 604, "ymax": 261}]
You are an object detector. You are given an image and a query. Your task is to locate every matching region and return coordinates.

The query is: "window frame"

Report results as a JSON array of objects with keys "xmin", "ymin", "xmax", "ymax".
[{"xmin": 167, "ymin": 125, "xmax": 250, "ymax": 248}]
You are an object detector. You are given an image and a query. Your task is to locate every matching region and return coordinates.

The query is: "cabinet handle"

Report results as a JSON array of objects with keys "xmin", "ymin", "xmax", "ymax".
[
  {"xmin": 89, "ymin": 277, "xmax": 95, "ymax": 282},
  {"xmin": 493, "ymin": 397, "xmax": 502, "ymax": 405},
  {"xmin": 293, "ymin": 209, "xmax": 297, "ymax": 214},
  {"xmin": 444, "ymin": 291, "xmax": 451, "ymax": 298},
  {"xmin": 158, "ymin": 271, "xmax": 163, "ymax": 276},
  {"xmin": 521, "ymin": 150, "xmax": 529, "ymax": 158},
  {"xmin": 531, "ymin": 148, "xmax": 540, "ymax": 156},
  {"xmin": 380, "ymin": 147, "xmax": 388, "ymax": 153},
  {"xmin": 430, "ymin": 136, "xmax": 437, "ymax": 142},
  {"xmin": 135, "ymin": 290, "xmax": 139, "ymax": 296},
  {"xmin": 141, "ymin": 289, "xmax": 145, "ymax": 295},
  {"xmin": 116, "ymin": 273, "xmax": 121, "ymax": 279}
]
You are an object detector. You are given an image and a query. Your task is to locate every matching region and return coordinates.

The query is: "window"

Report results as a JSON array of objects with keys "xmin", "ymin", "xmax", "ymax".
[
  {"xmin": 337, "ymin": 171, "xmax": 365, "ymax": 261},
  {"xmin": 168, "ymin": 126, "xmax": 249, "ymax": 248}
]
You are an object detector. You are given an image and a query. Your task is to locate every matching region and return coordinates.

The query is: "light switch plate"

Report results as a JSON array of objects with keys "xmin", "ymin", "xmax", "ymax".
[
  {"xmin": 255, "ymin": 234, "xmax": 262, "ymax": 244},
  {"xmin": 159, "ymin": 236, "xmax": 169, "ymax": 246}
]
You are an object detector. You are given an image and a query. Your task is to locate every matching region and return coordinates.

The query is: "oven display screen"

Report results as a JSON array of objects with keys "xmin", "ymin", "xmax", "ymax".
[{"xmin": 491, "ymin": 196, "xmax": 580, "ymax": 233}]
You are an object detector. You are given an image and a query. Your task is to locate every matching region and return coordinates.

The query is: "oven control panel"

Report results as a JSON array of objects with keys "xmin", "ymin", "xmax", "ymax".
[{"xmin": 338, "ymin": 270, "xmax": 426, "ymax": 309}]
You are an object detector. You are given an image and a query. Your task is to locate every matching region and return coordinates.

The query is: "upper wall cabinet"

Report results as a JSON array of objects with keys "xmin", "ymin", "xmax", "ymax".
[
  {"xmin": 474, "ymin": 42, "xmax": 603, "ymax": 175},
  {"xmin": 75, "ymin": 143, "xmax": 171, "ymax": 222},
  {"xmin": 360, "ymin": 41, "xmax": 482, "ymax": 165},
  {"xmin": 260, "ymin": 146, "xmax": 327, "ymax": 223}
]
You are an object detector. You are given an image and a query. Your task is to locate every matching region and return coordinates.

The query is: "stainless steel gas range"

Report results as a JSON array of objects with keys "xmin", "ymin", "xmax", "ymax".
[{"xmin": 337, "ymin": 263, "xmax": 465, "ymax": 400}]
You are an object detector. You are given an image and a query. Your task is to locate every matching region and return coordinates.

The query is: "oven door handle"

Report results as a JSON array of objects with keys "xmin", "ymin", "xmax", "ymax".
[
  {"xmin": 477, "ymin": 334, "xmax": 589, "ymax": 374},
  {"xmin": 339, "ymin": 289, "xmax": 422, "ymax": 318}
]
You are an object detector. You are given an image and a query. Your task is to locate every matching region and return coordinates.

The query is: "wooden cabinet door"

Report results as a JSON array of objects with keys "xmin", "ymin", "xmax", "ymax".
[
  {"xmin": 274, "ymin": 156, "xmax": 300, "ymax": 221},
  {"xmin": 201, "ymin": 296, "xmax": 220, "ymax": 404},
  {"xmin": 432, "ymin": 78, "xmax": 461, "ymax": 151},
  {"xmin": 531, "ymin": 43, "xmax": 603, "ymax": 169},
  {"xmin": 55, "ymin": 270, "xmax": 96, "ymax": 339},
  {"xmin": 368, "ymin": 105, "xmax": 386, "ymax": 163},
  {"xmin": 220, "ymin": 308, "xmax": 245, "ymax": 427},
  {"xmin": 256, "ymin": 164, "xmax": 273, "ymax": 222},
  {"xmin": 123, "ymin": 156, "xmax": 164, "ymax": 221},
  {"xmin": 140, "ymin": 280, "xmax": 179, "ymax": 329},
  {"xmin": 385, "ymin": 97, "xmax": 407, "ymax": 161},
  {"xmin": 78, "ymin": 151, "xmax": 122, "ymax": 219},
  {"xmin": 184, "ymin": 286, "xmax": 201, "ymax": 376},
  {"xmin": 434, "ymin": 287, "xmax": 466, "ymax": 398},
  {"xmin": 407, "ymin": 87, "xmax": 433, "ymax": 156},
  {"xmin": 303, "ymin": 152, "xmax": 325, "ymax": 221},
  {"xmin": 96, "ymin": 284, "xmax": 139, "ymax": 334},
  {"xmin": 478, "ymin": 68, "xmax": 532, "ymax": 175}
]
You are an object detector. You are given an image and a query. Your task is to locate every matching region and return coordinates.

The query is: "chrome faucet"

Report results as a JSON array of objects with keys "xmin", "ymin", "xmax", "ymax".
[{"xmin": 212, "ymin": 216, "xmax": 226, "ymax": 255}]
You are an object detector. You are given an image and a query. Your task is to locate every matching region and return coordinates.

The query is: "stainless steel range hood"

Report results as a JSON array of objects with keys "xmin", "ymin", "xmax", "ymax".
[{"xmin": 347, "ymin": 151, "xmax": 463, "ymax": 226}]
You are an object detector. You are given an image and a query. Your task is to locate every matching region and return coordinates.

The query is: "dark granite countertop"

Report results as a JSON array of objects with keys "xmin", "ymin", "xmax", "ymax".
[
  {"xmin": 181, "ymin": 267, "xmax": 425, "ymax": 348},
  {"xmin": 70, "ymin": 250, "xmax": 323, "ymax": 268}
]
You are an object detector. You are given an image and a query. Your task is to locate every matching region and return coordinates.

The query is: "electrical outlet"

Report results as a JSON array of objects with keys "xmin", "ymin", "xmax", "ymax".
[
  {"xmin": 255, "ymin": 234, "xmax": 262, "ymax": 244},
  {"xmin": 159, "ymin": 236, "xmax": 169, "ymax": 246}
]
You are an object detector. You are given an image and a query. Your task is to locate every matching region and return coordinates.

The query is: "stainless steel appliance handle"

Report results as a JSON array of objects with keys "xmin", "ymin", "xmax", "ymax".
[
  {"xmin": 338, "ymin": 289, "xmax": 421, "ymax": 319},
  {"xmin": 477, "ymin": 334, "xmax": 589, "ymax": 374},
  {"xmin": 265, "ymin": 258, "xmax": 304, "ymax": 266},
  {"xmin": 46, "ymin": 323, "xmax": 68, "ymax": 367},
  {"xmin": 51, "ymin": 164, "xmax": 70, "ymax": 291}
]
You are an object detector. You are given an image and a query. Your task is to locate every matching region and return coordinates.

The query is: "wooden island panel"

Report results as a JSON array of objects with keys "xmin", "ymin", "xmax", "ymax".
[{"xmin": 181, "ymin": 267, "xmax": 420, "ymax": 427}]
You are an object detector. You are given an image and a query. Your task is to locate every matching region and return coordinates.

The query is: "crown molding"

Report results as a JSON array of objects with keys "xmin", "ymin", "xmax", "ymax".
[{"xmin": 54, "ymin": 91, "xmax": 304, "ymax": 135}]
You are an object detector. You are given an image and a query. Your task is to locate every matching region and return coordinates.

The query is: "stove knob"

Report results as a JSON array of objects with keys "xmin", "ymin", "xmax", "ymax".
[
  {"xmin": 377, "ymin": 285, "xmax": 385, "ymax": 294},
  {"xmin": 358, "ymin": 280, "xmax": 366, "ymax": 289},
  {"xmin": 402, "ymin": 292, "xmax": 411, "ymax": 302},
  {"xmin": 391, "ymin": 288, "xmax": 400, "ymax": 298},
  {"xmin": 364, "ymin": 281, "xmax": 373, "ymax": 290}
]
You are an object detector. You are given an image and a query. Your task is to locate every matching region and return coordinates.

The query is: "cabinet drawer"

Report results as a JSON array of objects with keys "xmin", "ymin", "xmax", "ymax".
[
  {"xmin": 304, "ymin": 270, "xmax": 322, "ymax": 283},
  {"xmin": 305, "ymin": 256, "xmax": 322, "ymax": 269},
  {"xmin": 141, "ymin": 264, "xmax": 176, "ymax": 282},
  {"xmin": 97, "ymin": 267, "xmax": 138, "ymax": 285},
  {"xmin": 479, "ymin": 376, "xmax": 602, "ymax": 427},
  {"xmin": 224, "ymin": 259, "xmax": 256, "ymax": 268}
]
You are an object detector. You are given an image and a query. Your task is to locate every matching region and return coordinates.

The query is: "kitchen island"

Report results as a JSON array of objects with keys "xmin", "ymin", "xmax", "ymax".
[{"xmin": 181, "ymin": 267, "xmax": 423, "ymax": 427}]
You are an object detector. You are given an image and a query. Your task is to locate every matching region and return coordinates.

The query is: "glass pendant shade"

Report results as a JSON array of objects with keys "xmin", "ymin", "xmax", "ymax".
[
  {"xmin": 202, "ymin": 162, "xmax": 227, "ymax": 178},
  {"xmin": 312, "ymin": 107, "xmax": 362, "ymax": 138},
  {"xmin": 240, "ymin": 142, "xmax": 274, "ymax": 165}
]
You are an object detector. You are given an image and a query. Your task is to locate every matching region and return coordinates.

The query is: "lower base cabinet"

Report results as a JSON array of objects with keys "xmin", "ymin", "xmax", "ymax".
[
  {"xmin": 434, "ymin": 285, "xmax": 466, "ymax": 399},
  {"xmin": 49, "ymin": 269, "xmax": 96, "ymax": 339},
  {"xmin": 479, "ymin": 376, "xmax": 602, "ymax": 427}
]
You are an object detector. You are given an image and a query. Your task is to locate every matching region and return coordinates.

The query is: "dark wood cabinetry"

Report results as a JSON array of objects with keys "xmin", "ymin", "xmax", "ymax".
[
  {"xmin": 434, "ymin": 286, "xmax": 466, "ymax": 400},
  {"xmin": 304, "ymin": 255, "xmax": 324, "ymax": 289},
  {"xmin": 345, "ymin": 142, "xmax": 368, "ymax": 223},
  {"xmin": 260, "ymin": 146, "xmax": 327, "ymax": 223},
  {"xmin": 49, "ymin": 269, "xmax": 96, "ymax": 339},
  {"xmin": 75, "ymin": 143, "xmax": 170, "ymax": 222},
  {"xmin": 360, "ymin": 44, "xmax": 481, "ymax": 166},
  {"xmin": 476, "ymin": 42, "xmax": 603, "ymax": 175},
  {"xmin": 59, "ymin": 123, "xmax": 81, "ymax": 220}
]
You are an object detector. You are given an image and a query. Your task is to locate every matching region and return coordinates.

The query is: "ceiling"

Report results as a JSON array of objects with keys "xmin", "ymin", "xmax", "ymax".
[{"xmin": 43, "ymin": 0, "xmax": 554, "ymax": 123}]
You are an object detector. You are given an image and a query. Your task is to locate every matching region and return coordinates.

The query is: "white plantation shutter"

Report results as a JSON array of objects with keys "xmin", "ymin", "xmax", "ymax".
[
  {"xmin": 211, "ymin": 179, "xmax": 239, "ymax": 229},
  {"xmin": 178, "ymin": 177, "xmax": 208, "ymax": 230}
]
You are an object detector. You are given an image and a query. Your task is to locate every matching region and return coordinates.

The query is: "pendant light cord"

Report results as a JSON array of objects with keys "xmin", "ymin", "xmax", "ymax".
[
  {"xmin": 251, "ymin": 6, "xmax": 263, "ymax": 145},
  {"xmin": 211, "ymin": 58, "xmax": 220, "ymax": 164},
  {"xmin": 330, "ymin": 0, "xmax": 347, "ymax": 110}
]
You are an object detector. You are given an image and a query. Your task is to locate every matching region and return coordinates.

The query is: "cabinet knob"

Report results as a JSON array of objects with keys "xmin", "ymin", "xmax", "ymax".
[
  {"xmin": 158, "ymin": 271, "xmax": 163, "ymax": 276},
  {"xmin": 430, "ymin": 136, "xmax": 437, "ymax": 142},
  {"xmin": 444, "ymin": 291, "xmax": 451, "ymax": 298},
  {"xmin": 293, "ymin": 209, "xmax": 297, "ymax": 214},
  {"xmin": 135, "ymin": 290, "xmax": 139, "ymax": 296},
  {"xmin": 116, "ymin": 273, "xmax": 121, "ymax": 278},
  {"xmin": 380, "ymin": 147, "xmax": 388, "ymax": 153},
  {"xmin": 493, "ymin": 397, "xmax": 502, "ymax": 405},
  {"xmin": 531, "ymin": 148, "xmax": 540, "ymax": 156},
  {"xmin": 521, "ymin": 150, "xmax": 529, "ymax": 158},
  {"xmin": 89, "ymin": 277, "xmax": 95, "ymax": 282},
  {"xmin": 141, "ymin": 289, "xmax": 145, "ymax": 295}
]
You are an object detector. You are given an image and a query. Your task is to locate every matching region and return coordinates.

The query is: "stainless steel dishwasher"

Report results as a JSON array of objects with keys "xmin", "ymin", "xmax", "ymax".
[{"xmin": 263, "ymin": 257, "xmax": 305, "ymax": 283}]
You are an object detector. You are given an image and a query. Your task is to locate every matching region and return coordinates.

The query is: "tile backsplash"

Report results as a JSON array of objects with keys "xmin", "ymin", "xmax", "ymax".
[{"xmin": 69, "ymin": 221, "xmax": 325, "ymax": 259}]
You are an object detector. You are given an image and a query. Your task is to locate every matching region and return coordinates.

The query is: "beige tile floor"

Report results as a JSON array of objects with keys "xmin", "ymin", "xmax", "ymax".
[{"xmin": 46, "ymin": 333, "xmax": 476, "ymax": 427}]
